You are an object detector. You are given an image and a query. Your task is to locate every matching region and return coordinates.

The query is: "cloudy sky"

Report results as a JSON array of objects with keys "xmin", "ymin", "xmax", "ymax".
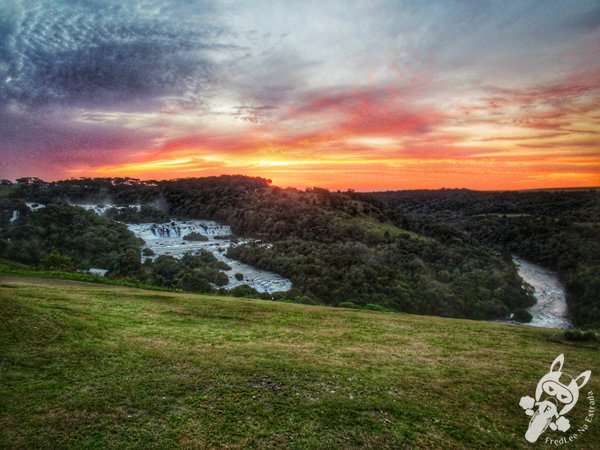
[{"xmin": 0, "ymin": 0, "xmax": 599, "ymax": 189}]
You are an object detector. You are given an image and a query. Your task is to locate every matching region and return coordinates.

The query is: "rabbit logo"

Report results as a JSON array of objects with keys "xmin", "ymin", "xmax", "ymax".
[{"xmin": 519, "ymin": 354, "xmax": 591, "ymax": 443}]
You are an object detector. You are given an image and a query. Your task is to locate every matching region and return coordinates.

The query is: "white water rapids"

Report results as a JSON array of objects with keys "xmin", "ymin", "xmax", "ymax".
[
  {"xmin": 80, "ymin": 206, "xmax": 292, "ymax": 293},
  {"xmin": 126, "ymin": 220, "xmax": 292, "ymax": 294},
  {"xmin": 513, "ymin": 256, "xmax": 571, "ymax": 329},
  {"xmin": 22, "ymin": 203, "xmax": 292, "ymax": 293}
]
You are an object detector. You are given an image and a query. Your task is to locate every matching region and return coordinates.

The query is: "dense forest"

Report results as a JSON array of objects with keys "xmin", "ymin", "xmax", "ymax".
[
  {"xmin": 5, "ymin": 179, "xmax": 599, "ymax": 327},
  {"xmin": 0, "ymin": 203, "xmax": 241, "ymax": 293},
  {"xmin": 0, "ymin": 203, "xmax": 141, "ymax": 271},
  {"xmin": 0, "ymin": 176, "xmax": 537, "ymax": 322},
  {"xmin": 376, "ymin": 189, "xmax": 600, "ymax": 327}
]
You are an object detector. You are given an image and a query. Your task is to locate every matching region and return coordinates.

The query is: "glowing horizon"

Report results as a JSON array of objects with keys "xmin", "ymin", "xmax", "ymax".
[{"xmin": 1, "ymin": 1, "xmax": 599, "ymax": 190}]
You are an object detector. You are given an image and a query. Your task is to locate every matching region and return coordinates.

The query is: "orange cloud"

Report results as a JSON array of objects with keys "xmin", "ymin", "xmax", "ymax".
[{"xmin": 74, "ymin": 76, "xmax": 600, "ymax": 191}]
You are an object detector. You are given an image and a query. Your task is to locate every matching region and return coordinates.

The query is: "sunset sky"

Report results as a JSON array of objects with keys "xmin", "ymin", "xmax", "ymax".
[{"xmin": 0, "ymin": 0, "xmax": 599, "ymax": 190}]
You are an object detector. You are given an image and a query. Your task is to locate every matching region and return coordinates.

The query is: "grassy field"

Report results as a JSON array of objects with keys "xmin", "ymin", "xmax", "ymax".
[
  {"xmin": 0, "ymin": 259, "xmax": 177, "ymax": 293},
  {"xmin": 1, "ymin": 278, "xmax": 598, "ymax": 449}
]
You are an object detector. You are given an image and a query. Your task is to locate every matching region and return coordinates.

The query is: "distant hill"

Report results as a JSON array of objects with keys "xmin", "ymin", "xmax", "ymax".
[{"xmin": 374, "ymin": 189, "xmax": 600, "ymax": 327}]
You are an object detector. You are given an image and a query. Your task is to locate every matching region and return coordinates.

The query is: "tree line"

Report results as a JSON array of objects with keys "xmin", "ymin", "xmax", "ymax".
[
  {"xmin": 376, "ymin": 189, "xmax": 600, "ymax": 327},
  {"xmin": 0, "ymin": 177, "xmax": 540, "ymax": 321}
]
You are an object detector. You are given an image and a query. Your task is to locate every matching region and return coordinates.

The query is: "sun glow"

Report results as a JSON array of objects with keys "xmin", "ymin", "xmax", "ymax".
[{"xmin": 3, "ymin": 1, "xmax": 598, "ymax": 190}]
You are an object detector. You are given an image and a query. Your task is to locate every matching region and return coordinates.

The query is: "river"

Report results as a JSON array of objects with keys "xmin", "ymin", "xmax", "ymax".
[
  {"xmin": 73, "ymin": 204, "xmax": 293, "ymax": 294},
  {"xmin": 513, "ymin": 256, "xmax": 571, "ymax": 329},
  {"xmin": 23, "ymin": 202, "xmax": 293, "ymax": 293},
  {"xmin": 125, "ymin": 220, "xmax": 293, "ymax": 294}
]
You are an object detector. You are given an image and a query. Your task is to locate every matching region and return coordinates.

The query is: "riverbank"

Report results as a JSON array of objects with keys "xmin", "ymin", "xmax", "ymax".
[{"xmin": 513, "ymin": 256, "xmax": 571, "ymax": 329}]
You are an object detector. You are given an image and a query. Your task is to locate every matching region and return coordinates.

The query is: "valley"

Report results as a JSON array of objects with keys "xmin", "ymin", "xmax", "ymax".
[
  {"xmin": 513, "ymin": 256, "xmax": 571, "ymax": 329},
  {"xmin": 1, "ymin": 178, "xmax": 598, "ymax": 327}
]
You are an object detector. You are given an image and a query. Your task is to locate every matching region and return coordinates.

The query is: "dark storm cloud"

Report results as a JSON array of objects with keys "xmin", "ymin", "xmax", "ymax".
[
  {"xmin": 0, "ymin": 106, "xmax": 159, "ymax": 179},
  {"xmin": 0, "ymin": 0, "xmax": 236, "ymax": 109},
  {"xmin": 0, "ymin": 108, "xmax": 151, "ymax": 154},
  {"xmin": 0, "ymin": 0, "xmax": 241, "ymax": 179}
]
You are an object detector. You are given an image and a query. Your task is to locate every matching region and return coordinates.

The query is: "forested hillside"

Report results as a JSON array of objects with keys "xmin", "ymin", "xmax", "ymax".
[
  {"xmin": 0, "ymin": 204, "xmax": 141, "ymax": 272},
  {"xmin": 1, "ymin": 177, "xmax": 535, "ymax": 321},
  {"xmin": 376, "ymin": 189, "xmax": 600, "ymax": 327}
]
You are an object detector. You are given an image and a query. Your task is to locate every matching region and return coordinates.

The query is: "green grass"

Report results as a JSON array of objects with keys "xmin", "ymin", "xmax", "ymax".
[
  {"xmin": 350, "ymin": 216, "xmax": 425, "ymax": 240},
  {"xmin": 0, "ymin": 259, "xmax": 175, "ymax": 292},
  {"xmin": 1, "ymin": 279, "xmax": 599, "ymax": 449}
]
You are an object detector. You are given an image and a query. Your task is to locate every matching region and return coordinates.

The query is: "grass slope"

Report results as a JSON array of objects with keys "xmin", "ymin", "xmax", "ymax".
[{"xmin": 1, "ymin": 278, "xmax": 598, "ymax": 449}]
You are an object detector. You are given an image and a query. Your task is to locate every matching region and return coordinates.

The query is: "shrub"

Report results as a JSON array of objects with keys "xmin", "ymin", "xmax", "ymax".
[
  {"xmin": 271, "ymin": 291, "xmax": 286, "ymax": 301},
  {"xmin": 229, "ymin": 284, "xmax": 259, "ymax": 298},
  {"xmin": 217, "ymin": 261, "xmax": 232, "ymax": 271},
  {"xmin": 210, "ymin": 271, "xmax": 229, "ymax": 287},
  {"xmin": 583, "ymin": 331, "xmax": 598, "ymax": 341},
  {"xmin": 183, "ymin": 232, "xmax": 208, "ymax": 241},
  {"xmin": 338, "ymin": 301, "xmax": 361, "ymax": 309},
  {"xmin": 112, "ymin": 248, "xmax": 142, "ymax": 278},
  {"xmin": 296, "ymin": 295, "xmax": 318, "ymax": 305},
  {"xmin": 512, "ymin": 308, "xmax": 533, "ymax": 323},
  {"xmin": 41, "ymin": 250, "xmax": 74, "ymax": 271},
  {"xmin": 564, "ymin": 329, "xmax": 597, "ymax": 341},
  {"xmin": 177, "ymin": 273, "xmax": 212, "ymax": 293},
  {"xmin": 234, "ymin": 273, "xmax": 244, "ymax": 281},
  {"xmin": 363, "ymin": 303, "xmax": 389, "ymax": 312}
]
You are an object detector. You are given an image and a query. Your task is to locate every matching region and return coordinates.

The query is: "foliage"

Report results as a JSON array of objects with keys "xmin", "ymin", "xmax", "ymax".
[
  {"xmin": 228, "ymin": 284, "xmax": 260, "ymax": 298},
  {"xmin": 363, "ymin": 303, "xmax": 390, "ymax": 312},
  {"xmin": 0, "ymin": 259, "xmax": 174, "ymax": 292},
  {"xmin": 0, "ymin": 204, "xmax": 234, "ymax": 296},
  {"xmin": 512, "ymin": 308, "xmax": 533, "ymax": 323},
  {"xmin": 376, "ymin": 189, "xmax": 600, "ymax": 327},
  {"xmin": 182, "ymin": 232, "xmax": 208, "ymax": 241},
  {"xmin": 2, "ymin": 176, "xmax": 540, "ymax": 321},
  {"xmin": 338, "ymin": 301, "xmax": 361, "ymax": 309},
  {"xmin": 105, "ymin": 205, "xmax": 168, "ymax": 224},
  {"xmin": 0, "ymin": 203, "xmax": 142, "ymax": 270},
  {"xmin": 143, "ymin": 252, "xmax": 230, "ymax": 292},
  {"xmin": 564, "ymin": 329, "xmax": 598, "ymax": 342}
]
